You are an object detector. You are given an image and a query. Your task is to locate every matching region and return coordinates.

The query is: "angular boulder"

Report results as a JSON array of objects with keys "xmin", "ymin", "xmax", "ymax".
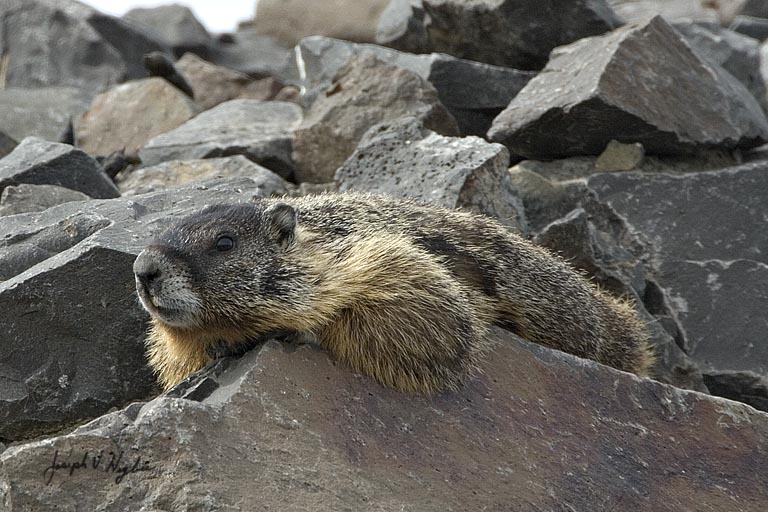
[
  {"xmin": 0, "ymin": 87, "xmax": 92, "ymax": 142},
  {"xmin": 336, "ymin": 117, "xmax": 524, "ymax": 231},
  {"xmin": 489, "ymin": 16, "xmax": 768, "ymax": 159},
  {"xmin": 176, "ymin": 53, "xmax": 286, "ymax": 111},
  {"xmin": 673, "ymin": 21, "xmax": 766, "ymax": 112},
  {"xmin": 0, "ymin": 177, "xmax": 284, "ymax": 442},
  {"xmin": 421, "ymin": 0, "xmax": 621, "ymax": 70},
  {"xmin": 0, "ymin": 138, "xmax": 119, "ymax": 199},
  {"xmin": 585, "ymin": 161, "xmax": 768, "ymax": 410},
  {"xmin": 297, "ymin": 36, "xmax": 535, "ymax": 135},
  {"xmin": 139, "ymin": 100, "xmax": 303, "ymax": 179},
  {"xmin": 292, "ymin": 53, "xmax": 459, "ymax": 183},
  {"xmin": 117, "ymin": 156, "xmax": 293, "ymax": 196},
  {"xmin": 0, "ymin": 0, "xmax": 170, "ymax": 94},
  {"xmin": 2, "ymin": 331, "xmax": 767, "ymax": 510},
  {"xmin": 124, "ymin": 4, "xmax": 213, "ymax": 58},
  {"xmin": 210, "ymin": 29, "xmax": 299, "ymax": 83},
  {"xmin": 75, "ymin": 78, "xmax": 199, "ymax": 157},
  {"xmin": 0, "ymin": 0, "xmax": 124, "ymax": 93}
]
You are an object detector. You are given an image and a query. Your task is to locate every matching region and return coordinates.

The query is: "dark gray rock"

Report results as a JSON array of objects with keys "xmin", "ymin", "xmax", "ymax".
[
  {"xmin": 507, "ymin": 167, "xmax": 589, "ymax": 232},
  {"xmin": 336, "ymin": 117, "xmax": 524, "ymax": 230},
  {"xmin": 74, "ymin": 78, "xmax": 198, "ymax": 157},
  {"xmin": 142, "ymin": 52, "xmax": 195, "ymax": 99},
  {"xmin": 0, "ymin": 210, "xmax": 110, "ymax": 281},
  {"xmin": 509, "ymin": 163, "xmax": 706, "ymax": 391},
  {"xmin": 673, "ymin": 21, "xmax": 766, "ymax": 112},
  {"xmin": 85, "ymin": 11, "xmax": 172, "ymax": 82},
  {"xmin": 703, "ymin": 371, "xmax": 768, "ymax": 412},
  {"xmin": 375, "ymin": 0, "xmax": 430, "ymax": 53},
  {"xmin": 0, "ymin": 87, "xmax": 92, "ymax": 142},
  {"xmin": 3, "ymin": 331, "xmax": 767, "ymax": 510},
  {"xmin": 534, "ymin": 206, "xmax": 706, "ymax": 392},
  {"xmin": 0, "ymin": 177, "xmax": 285, "ymax": 442},
  {"xmin": 489, "ymin": 16, "xmax": 768, "ymax": 159},
  {"xmin": 0, "ymin": 184, "xmax": 90, "ymax": 217},
  {"xmin": 139, "ymin": 100, "xmax": 303, "ymax": 179},
  {"xmin": 293, "ymin": 53, "xmax": 459, "ymax": 183},
  {"xmin": 0, "ymin": 0, "xmax": 170, "ymax": 94},
  {"xmin": 297, "ymin": 36, "xmax": 535, "ymax": 136},
  {"xmin": 176, "ymin": 53, "xmax": 288, "ymax": 111},
  {"xmin": 210, "ymin": 29, "xmax": 299, "ymax": 83},
  {"xmin": 731, "ymin": 15, "xmax": 768, "ymax": 41},
  {"xmin": 0, "ymin": 133, "xmax": 17, "ymax": 160},
  {"xmin": 585, "ymin": 162, "xmax": 768, "ymax": 409},
  {"xmin": 536, "ymin": 207, "xmax": 647, "ymax": 302},
  {"xmin": 0, "ymin": 138, "xmax": 119, "ymax": 199},
  {"xmin": 118, "ymin": 156, "xmax": 293, "ymax": 196},
  {"xmin": 741, "ymin": 0, "xmax": 768, "ymax": 18},
  {"xmin": 0, "ymin": 0, "xmax": 124, "ymax": 93},
  {"xmin": 124, "ymin": 4, "xmax": 213, "ymax": 58},
  {"xmin": 421, "ymin": 0, "xmax": 621, "ymax": 70}
]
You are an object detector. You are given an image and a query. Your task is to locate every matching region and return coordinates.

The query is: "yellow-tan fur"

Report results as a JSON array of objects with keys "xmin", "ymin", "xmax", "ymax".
[{"xmin": 136, "ymin": 193, "xmax": 654, "ymax": 393}]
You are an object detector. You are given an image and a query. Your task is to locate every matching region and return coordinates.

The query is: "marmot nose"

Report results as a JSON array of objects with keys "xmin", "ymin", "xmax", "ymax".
[{"xmin": 134, "ymin": 251, "xmax": 162, "ymax": 292}]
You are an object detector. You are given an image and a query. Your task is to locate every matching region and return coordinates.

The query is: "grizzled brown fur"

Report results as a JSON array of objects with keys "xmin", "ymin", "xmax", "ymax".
[{"xmin": 133, "ymin": 193, "xmax": 654, "ymax": 393}]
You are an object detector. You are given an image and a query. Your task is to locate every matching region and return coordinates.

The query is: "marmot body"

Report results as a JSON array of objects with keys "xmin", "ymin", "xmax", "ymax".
[{"xmin": 134, "ymin": 193, "xmax": 654, "ymax": 393}]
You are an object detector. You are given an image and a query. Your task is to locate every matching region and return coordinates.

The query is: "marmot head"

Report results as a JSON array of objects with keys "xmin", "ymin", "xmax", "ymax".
[{"xmin": 133, "ymin": 201, "xmax": 302, "ymax": 334}]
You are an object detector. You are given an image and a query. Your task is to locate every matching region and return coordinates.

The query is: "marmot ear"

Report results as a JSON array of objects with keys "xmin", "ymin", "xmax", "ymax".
[{"xmin": 264, "ymin": 202, "xmax": 298, "ymax": 247}]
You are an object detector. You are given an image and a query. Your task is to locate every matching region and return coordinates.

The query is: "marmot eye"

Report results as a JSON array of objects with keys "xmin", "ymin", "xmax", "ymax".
[{"xmin": 215, "ymin": 235, "xmax": 235, "ymax": 252}]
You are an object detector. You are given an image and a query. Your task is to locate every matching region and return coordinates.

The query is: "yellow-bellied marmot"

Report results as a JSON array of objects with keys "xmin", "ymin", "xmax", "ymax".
[{"xmin": 134, "ymin": 193, "xmax": 654, "ymax": 393}]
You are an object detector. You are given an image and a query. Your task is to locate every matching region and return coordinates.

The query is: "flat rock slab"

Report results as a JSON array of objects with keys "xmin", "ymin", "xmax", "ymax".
[
  {"xmin": 118, "ymin": 156, "xmax": 293, "ymax": 196},
  {"xmin": 336, "ymin": 117, "xmax": 524, "ymax": 231},
  {"xmin": 0, "ymin": 177, "xmax": 285, "ymax": 442},
  {"xmin": 297, "ymin": 36, "xmax": 535, "ymax": 135},
  {"xmin": 0, "ymin": 184, "xmax": 90, "ymax": 216},
  {"xmin": 75, "ymin": 78, "xmax": 199, "ymax": 157},
  {"xmin": 585, "ymin": 162, "xmax": 768, "ymax": 408},
  {"xmin": 489, "ymin": 16, "xmax": 768, "ymax": 159},
  {"xmin": 0, "ymin": 138, "xmax": 119, "ymax": 199},
  {"xmin": 421, "ymin": 0, "xmax": 621, "ymax": 70},
  {"xmin": 2, "ymin": 331, "xmax": 767, "ymax": 511},
  {"xmin": 0, "ymin": 87, "xmax": 92, "ymax": 143},
  {"xmin": 139, "ymin": 100, "xmax": 303, "ymax": 178},
  {"xmin": 292, "ymin": 53, "xmax": 459, "ymax": 183}
]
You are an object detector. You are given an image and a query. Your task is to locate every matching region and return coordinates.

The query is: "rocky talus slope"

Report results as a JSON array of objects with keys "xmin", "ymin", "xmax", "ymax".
[{"xmin": 1, "ymin": 1, "xmax": 767, "ymax": 510}]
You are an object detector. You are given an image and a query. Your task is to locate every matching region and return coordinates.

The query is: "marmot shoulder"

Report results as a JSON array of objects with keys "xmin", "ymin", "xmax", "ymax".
[{"xmin": 133, "ymin": 193, "xmax": 654, "ymax": 393}]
